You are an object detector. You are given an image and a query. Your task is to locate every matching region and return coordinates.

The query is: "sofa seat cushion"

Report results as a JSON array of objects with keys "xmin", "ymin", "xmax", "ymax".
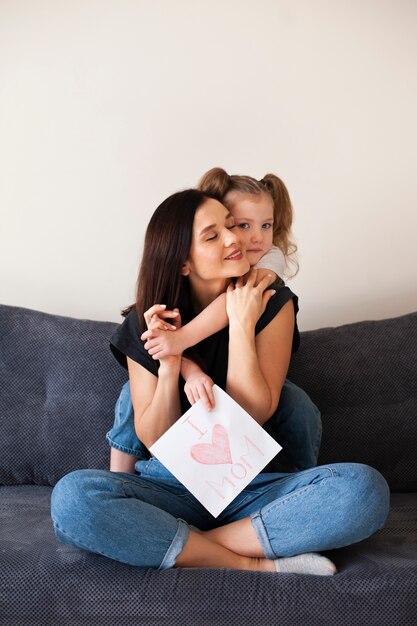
[{"xmin": 1, "ymin": 485, "xmax": 416, "ymax": 626}]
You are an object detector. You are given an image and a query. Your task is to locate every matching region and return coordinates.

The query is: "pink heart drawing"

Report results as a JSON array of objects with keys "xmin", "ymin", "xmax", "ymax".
[{"xmin": 190, "ymin": 424, "xmax": 233, "ymax": 465}]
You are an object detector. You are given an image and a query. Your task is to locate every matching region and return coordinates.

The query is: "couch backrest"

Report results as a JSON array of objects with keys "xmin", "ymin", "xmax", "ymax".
[
  {"xmin": 0, "ymin": 304, "xmax": 126, "ymax": 486},
  {"xmin": 1, "ymin": 304, "xmax": 416, "ymax": 491},
  {"xmin": 288, "ymin": 311, "xmax": 417, "ymax": 492}
]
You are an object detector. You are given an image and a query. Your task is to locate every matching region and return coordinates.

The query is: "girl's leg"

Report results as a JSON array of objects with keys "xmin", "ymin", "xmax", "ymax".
[
  {"xmin": 264, "ymin": 379, "xmax": 322, "ymax": 470},
  {"xmin": 106, "ymin": 380, "xmax": 149, "ymax": 472}
]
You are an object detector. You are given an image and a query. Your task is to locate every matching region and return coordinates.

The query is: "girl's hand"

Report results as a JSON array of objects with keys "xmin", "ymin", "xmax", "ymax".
[
  {"xmin": 184, "ymin": 371, "xmax": 215, "ymax": 411},
  {"xmin": 141, "ymin": 327, "xmax": 185, "ymax": 359},
  {"xmin": 142, "ymin": 305, "xmax": 182, "ymax": 365},
  {"xmin": 226, "ymin": 269, "xmax": 276, "ymax": 330}
]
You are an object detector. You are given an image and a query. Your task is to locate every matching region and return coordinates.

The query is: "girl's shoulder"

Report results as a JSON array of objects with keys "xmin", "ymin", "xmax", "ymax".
[{"xmin": 255, "ymin": 245, "xmax": 286, "ymax": 277}]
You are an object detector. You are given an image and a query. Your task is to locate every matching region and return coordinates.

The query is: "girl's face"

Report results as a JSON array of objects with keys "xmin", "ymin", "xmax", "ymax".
[
  {"xmin": 183, "ymin": 198, "xmax": 250, "ymax": 285},
  {"xmin": 225, "ymin": 192, "xmax": 274, "ymax": 267}
]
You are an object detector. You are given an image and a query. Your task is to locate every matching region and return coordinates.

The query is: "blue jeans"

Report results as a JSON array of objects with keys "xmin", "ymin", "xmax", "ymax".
[
  {"xmin": 106, "ymin": 380, "xmax": 322, "ymax": 471},
  {"xmin": 51, "ymin": 459, "xmax": 389, "ymax": 569}
]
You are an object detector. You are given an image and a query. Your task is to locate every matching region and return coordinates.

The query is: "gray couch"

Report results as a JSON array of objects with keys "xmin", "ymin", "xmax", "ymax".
[{"xmin": 1, "ymin": 302, "xmax": 416, "ymax": 626}]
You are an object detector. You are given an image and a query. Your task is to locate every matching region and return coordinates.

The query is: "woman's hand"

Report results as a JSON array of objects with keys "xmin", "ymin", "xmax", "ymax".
[
  {"xmin": 143, "ymin": 304, "xmax": 179, "ymax": 332},
  {"xmin": 226, "ymin": 269, "xmax": 276, "ymax": 330}
]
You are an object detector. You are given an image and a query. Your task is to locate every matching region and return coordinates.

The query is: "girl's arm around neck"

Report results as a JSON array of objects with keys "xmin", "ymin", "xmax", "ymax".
[
  {"xmin": 141, "ymin": 278, "xmax": 277, "ymax": 360},
  {"xmin": 127, "ymin": 356, "xmax": 182, "ymax": 449},
  {"xmin": 180, "ymin": 292, "xmax": 228, "ymax": 347},
  {"xmin": 139, "ymin": 294, "xmax": 228, "ymax": 359}
]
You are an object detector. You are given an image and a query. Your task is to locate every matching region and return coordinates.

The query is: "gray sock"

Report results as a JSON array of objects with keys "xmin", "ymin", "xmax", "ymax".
[{"xmin": 274, "ymin": 553, "xmax": 336, "ymax": 576}]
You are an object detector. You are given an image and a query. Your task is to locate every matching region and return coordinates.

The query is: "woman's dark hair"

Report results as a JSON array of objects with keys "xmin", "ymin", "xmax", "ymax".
[{"xmin": 122, "ymin": 189, "xmax": 212, "ymax": 330}]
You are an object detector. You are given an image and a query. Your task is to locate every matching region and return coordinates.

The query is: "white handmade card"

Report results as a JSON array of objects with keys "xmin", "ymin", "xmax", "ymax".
[{"xmin": 150, "ymin": 385, "xmax": 281, "ymax": 517}]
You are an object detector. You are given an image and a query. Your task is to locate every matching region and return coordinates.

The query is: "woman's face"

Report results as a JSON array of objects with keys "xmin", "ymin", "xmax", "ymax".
[
  {"xmin": 225, "ymin": 192, "xmax": 274, "ymax": 267},
  {"xmin": 183, "ymin": 198, "xmax": 250, "ymax": 283}
]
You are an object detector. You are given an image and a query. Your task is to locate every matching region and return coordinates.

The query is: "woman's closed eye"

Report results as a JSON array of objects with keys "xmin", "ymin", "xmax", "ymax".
[{"xmin": 207, "ymin": 224, "xmax": 236, "ymax": 240}]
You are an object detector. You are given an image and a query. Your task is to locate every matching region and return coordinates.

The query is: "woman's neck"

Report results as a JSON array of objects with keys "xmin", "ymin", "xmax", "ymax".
[{"xmin": 189, "ymin": 277, "xmax": 231, "ymax": 313}]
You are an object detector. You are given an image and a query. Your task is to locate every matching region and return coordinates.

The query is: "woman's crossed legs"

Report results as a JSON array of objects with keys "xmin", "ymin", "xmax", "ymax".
[{"xmin": 51, "ymin": 461, "xmax": 389, "ymax": 574}]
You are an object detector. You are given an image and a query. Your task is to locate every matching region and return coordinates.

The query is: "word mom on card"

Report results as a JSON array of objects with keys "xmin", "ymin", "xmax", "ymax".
[{"xmin": 150, "ymin": 385, "xmax": 281, "ymax": 517}]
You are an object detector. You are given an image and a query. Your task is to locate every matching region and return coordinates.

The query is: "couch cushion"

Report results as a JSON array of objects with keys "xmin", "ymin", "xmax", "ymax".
[
  {"xmin": 0, "ymin": 485, "xmax": 416, "ymax": 625},
  {"xmin": 288, "ymin": 312, "xmax": 417, "ymax": 491},
  {"xmin": 0, "ymin": 304, "xmax": 126, "ymax": 486},
  {"xmin": 1, "ymin": 304, "xmax": 416, "ymax": 490}
]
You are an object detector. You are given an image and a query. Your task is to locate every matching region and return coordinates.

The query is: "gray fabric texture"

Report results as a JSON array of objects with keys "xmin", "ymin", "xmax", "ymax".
[
  {"xmin": 1, "ymin": 303, "xmax": 417, "ymax": 625},
  {"xmin": 1, "ymin": 486, "xmax": 416, "ymax": 625},
  {"xmin": 0, "ymin": 304, "xmax": 127, "ymax": 486},
  {"xmin": 1, "ymin": 304, "xmax": 415, "ymax": 489},
  {"xmin": 287, "ymin": 313, "xmax": 417, "ymax": 492}
]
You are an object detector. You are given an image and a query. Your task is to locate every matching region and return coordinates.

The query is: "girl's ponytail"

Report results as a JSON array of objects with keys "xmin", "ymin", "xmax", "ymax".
[{"xmin": 261, "ymin": 173, "xmax": 299, "ymax": 277}]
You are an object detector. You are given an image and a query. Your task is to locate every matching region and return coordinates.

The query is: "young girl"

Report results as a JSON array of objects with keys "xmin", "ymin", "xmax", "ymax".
[
  {"xmin": 108, "ymin": 169, "xmax": 321, "ymax": 474},
  {"xmin": 140, "ymin": 168, "xmax": 297, "ymax": 364}
]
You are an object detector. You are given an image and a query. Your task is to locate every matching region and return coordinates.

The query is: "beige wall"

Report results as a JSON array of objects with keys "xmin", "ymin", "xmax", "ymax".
[{"xmin": 1, "ymin": 0, "xmax": 416, "ymax": 330}]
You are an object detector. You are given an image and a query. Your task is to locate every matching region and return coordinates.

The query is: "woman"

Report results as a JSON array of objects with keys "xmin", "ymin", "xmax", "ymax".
[
  {"xmin": 51, "ymin": 189, "xmax": 389, "ymax": 574},
  {"xmin": 108, "ymin": 168, "xmax": 321, "ymax": 474}
]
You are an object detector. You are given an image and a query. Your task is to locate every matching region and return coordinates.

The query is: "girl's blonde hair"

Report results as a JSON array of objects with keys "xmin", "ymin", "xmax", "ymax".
[{"xmin": 198, "ymin": 167, "xmax": 298, "ymax": 277}]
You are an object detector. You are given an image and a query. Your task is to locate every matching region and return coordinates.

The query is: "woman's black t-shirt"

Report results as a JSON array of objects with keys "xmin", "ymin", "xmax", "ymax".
[{"xmin": 110, "ymin": 284, "xmax": 299, "ymax": 414}]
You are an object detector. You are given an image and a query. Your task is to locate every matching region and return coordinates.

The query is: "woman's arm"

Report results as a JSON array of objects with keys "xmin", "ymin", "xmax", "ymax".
[
  {"xmin": 128, "ymin": 355, "xmax": 182, "ymax": 449},
  {"xmin": 253, "ymin": 267, "xmax": 278, "ymax": 284},
  {"xmin": 226, "ymin": 271, "xmax": 294, "ymax": 424},
  {"xmin": 140, "ymin": 305, "xmax": 217, "ymax": 410}
]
